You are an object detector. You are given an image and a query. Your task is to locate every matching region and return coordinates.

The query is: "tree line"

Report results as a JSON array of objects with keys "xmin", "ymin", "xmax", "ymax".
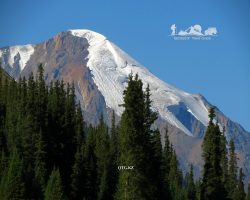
[{"xmin": 0, "ymin": 66, "xmax": 250, "ymax": 200}]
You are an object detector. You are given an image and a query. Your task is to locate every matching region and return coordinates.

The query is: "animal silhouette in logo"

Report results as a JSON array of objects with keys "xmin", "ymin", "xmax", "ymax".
[
  {"xmin": 170, "ymin": 24, "xmax": 218, "ymax": 36},
  {"xmin": 204, "ymin": 27, "xmax": 217, "ymax": 36}
]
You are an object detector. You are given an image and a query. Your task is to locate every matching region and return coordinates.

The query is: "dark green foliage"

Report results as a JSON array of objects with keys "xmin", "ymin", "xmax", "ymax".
[
  {"xmin": 0, "ymin": 67, "xmax": 247, "ymax": 200},
  {"xmin": 228, "ymin": 139, "xmax": 238, "ymax": 199},
  {"xmin": 162, "ymin": 127, "xmax": 172, "ymax": 199},
  {"xmin": 151, "ymin": 129, "xmax": 163, "ymax": 200},
  {"xmin": 70, "ymin": 104, "xmax": 86, "ymax": 200},
  {"xmin": 115, "ymin": 74, "xmax": 158, "ymax": 200},
  {"xmin": 162, "ymin": 128, "xmax": 186, "ymax": 200},
  {"xmin": 246, "ymin": 182, "xmax": 250, "ymax": 200},
  {"xmin": 34, "ymin": 130, "xmax": 47, "ymax": 196},
  {"xmin": 200, "ymin": 107, "xmax": 227, "ymax": 200},
  {"xmin": 186, "ymin": 165, "xmax": 196, "ymax": 200},
  {"xmin": 70, "ymin": 144, "xmax": 85, "ymax": 199},
  {"xmin": 232, "ymin": 168, "xmax": 245, "ymax": 200},
  {"xmin": 0, "ymin": 149, "xmax": 25, "ymax": 199},
  {"xmin": 95, "ymin": 114, "xmax": 111, "ymax": 200},
  {"xmin": 168, "ymin": 150, "xmax": 185, "ymax": 200},
  {"xmin": 84, "ymin": 127, "xmax": 98, "ymax": 200},
  {"xmin": 109, "ymin": 111, "xmax": 119, "ymax": 199},
  {"xmin": 221, "ymin": 127, "xmax": 228, "ymax": 186},
  {"xmin": 0, "ymin": 65, "xmax": 86, "ymax": 199},
  {"xmin": 44, "ymin": 168, "xmax": 65, "ymax": 200}
]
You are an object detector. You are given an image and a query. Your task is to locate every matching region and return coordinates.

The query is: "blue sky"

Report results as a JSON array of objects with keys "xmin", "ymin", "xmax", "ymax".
[{"xmin": 0, "ymin": 0, "xmax": 250, "ymax": 131}]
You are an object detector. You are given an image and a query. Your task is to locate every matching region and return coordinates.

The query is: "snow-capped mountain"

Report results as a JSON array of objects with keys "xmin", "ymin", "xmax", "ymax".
[
  {"xmin": 70, "ymin": 29, "xmax": 210, "ymax": 136},
  {"xmin": 0, "ymin": 29, "xmax": 249, "ymax": 180}
]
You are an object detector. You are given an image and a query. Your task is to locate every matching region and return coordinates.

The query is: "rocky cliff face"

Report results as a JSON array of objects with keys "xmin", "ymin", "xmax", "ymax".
[{"xmin": 0, "ymin": 29, "xmax": 249, "ymax": 181}]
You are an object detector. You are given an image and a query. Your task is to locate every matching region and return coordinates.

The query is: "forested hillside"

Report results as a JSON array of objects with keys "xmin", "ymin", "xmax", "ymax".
[{"xmin": 0, "ymin": 65, "xmax": 249, "ymax": 200}]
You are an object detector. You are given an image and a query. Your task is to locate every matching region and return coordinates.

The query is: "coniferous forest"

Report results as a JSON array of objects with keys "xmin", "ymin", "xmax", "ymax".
[{"xmin": 0, "ymin": 65, "xmax": 249, "ymax": 200}]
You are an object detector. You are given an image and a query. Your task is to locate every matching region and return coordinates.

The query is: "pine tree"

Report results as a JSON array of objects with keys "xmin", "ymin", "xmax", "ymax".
[
  {"xmin": 44, "ymin": 168, "xmax": 65, "ymax": 200},
  {"xmin": 162, "ymin": 127, "xmax": 172, "ymax": 199},
  {"xmin": 228, "ymin": 139, "xmax": 238, "ymax": 199},
  {"xmin": 221, "ymin": 127, "xmax": 228, "ymax": 186},
  {"xmin": 151, "ymin": 129, "xmax": 163, "ymax": 200},
  {"xmin": 84, "ymin": 127, "xmax": 98, "ymax": 200},
  {"xmin": 34, "ymin": 129, "xmax": 47, "ymax": 198},
  {"xmin": 233, "ymin": 168, "xmax": 245, "ymax": 200},
  {"xmin": 0, "ymin": 149, "xmax": 25, "ymax": 199},
  {"xmin": 187, "ymin": 165, "xmax": 196, "ymax": 200},
  {"xmin": 70, "ymin": 103, "xmax": 86, "ymax": 200},
  {"xmin": 115, "ymin": 74, "xmax": 157, "ymax": 200},
  {"xmin": 95, "ymin": 114, "xmax": 111, "ymax": 200},
  {"xmin": 70, "ymin": 144, "xmax": 85, "ymax": 200},
  {"xmin": 168, "ymin": 149, "xmax": 185, "ymax": 200},
  {"xmin": 195, "ymin": 179, "xmax": 202, "ymax": 200},
  {"xmin": 109, "ymin": 111, "xmax": 119, "ymax": 200},
  {"xmin": 200, "ymin": 107, "xmax": 227, "ymax": 200}
]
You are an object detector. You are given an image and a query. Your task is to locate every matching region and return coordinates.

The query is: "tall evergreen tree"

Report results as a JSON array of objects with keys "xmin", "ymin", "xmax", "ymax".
[
  {"xmin": 233, "ymin": 168, "xmax": 245, "ymax": 200},
  {"xmin": 0, "ymin": 149, "xmax": 25, "ymax": 199},
  {"xmin": 109, "ymin": 111, "xmax": 119, "ymax": 200},
  {"xmin": 34, "ymin": 130, "xmax": 47, "ymax": 198},
  {"xmin": 70, "ymin": 103, "xmax": 86, "ymax": 200},
  {"xmin": 187, "ymin": 165, "xmax": 196, "ymax": 200},
  {"xmin": 162, "ymin": 127, "xmax": 172, "ymax": 199},
  {"xmin": 44, "ymin": 168, "xmax": 65, "ymax": 200},
  {"xmin": 200, "ymin": 107, "xmax": 227, "ymax": 200},
  {"xmin": 151, "ymin": 129, "xmax": 163, "ymax": 200},
  {"xmin": 84, "ymin": 127, "xmax": 98, "ymax": 200},
  {"xmin": 70, "ymin": 144, "xmax": 85, "ymax": 200},
  {"xmin": 115, "ymin": 74, "xmax": 157, "ymax": 200},
  {"xmin": 228, "ymin": 139, "xmax": 238, "ymax": 199},
  {"xmin": 95, "ymin": 114, "xmax": 111, "ymax": 200},
  {"xmin": 221, "ymin": 127, "xmax": 228, "ymax": 186},
  {"xmin": 168, "ymin": 149, "xmax": 185, "ymax": 200}
]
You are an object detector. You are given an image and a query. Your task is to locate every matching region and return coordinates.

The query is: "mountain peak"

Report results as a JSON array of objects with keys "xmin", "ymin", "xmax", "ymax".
[{"xmin": 68, "ymin": 29, "xmax": 107, "ymax": 46}]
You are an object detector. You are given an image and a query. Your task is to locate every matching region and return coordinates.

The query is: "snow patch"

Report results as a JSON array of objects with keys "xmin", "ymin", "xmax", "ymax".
[{"xmin": 0, "ymin": 45, "xmax": 35, "ymax": 71}]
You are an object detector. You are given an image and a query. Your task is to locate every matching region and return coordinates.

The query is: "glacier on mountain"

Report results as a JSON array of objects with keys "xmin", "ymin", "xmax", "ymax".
[{"xmin": 70, "ymin": 29, "xmax": 209, "ymax": 136}]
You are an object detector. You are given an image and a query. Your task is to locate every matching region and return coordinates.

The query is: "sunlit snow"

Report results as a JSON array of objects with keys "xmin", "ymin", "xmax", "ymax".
[
  {"xmin": 0, "ymin": 45, "xmax": 34, "ymax": 71},
  {"xmin": 70, "ymin": 29, "xmax": 209, "ymax": 136}
]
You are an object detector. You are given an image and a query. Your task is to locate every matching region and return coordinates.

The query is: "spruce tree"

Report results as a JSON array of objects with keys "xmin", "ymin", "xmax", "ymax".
[
  {"xmin": 151, "ymin": 129, "xmax": 163, "ymax": 200},
  {"xmin": 70, "ymin": 144, "xmax": 85, "ymax": 200},
  {"xmin": 0, "ymin": 149, "xmax": 25, "ymax": 199},
  {"xmin": 228, "ymin": 139, "xmax": 238, "ymax": 199},
  {"xmin": 70, "ymin": 103, "xmax": 86, "ymax": 200},
  {"xmin": 187, "ymin": 165, "xmax": 196, "ymax": 200},
  {"xmin": 168, "ymin": 149, "xmax": 185, "ymax": 200},
  {"xmin": 95, "ymin": 114, "xmax": 111, "ymax": 200},
  {"xmin": 233, "ymin": 168, "xmax": 245, "ymax": 200},
  {"xmin": 200, "ymin": 107, "xmax": 227, "ymax": 200},
  {"xmin": 109, "ymin": 111, "xmax": 119, "ymax": 200},
  {"xmin": 162, "ymin": 127, "xmax": 171, "ymax": 199},
  {"xmin": 34, "ymin": 129, "xmax": 47, "ymax": 198},
  {"xmin": 221, "ymin": 127, "xmax": 228, "ymax": 186},
  {"xmin": 115, "ymin": 74, "xmax": 157, "ymax": 200},
  {"xmin": 84, "ymin": 127, "xmax": 98, "ymax": 200},
  {"xmin": 44, "ymin": 168, "xmax": 65, "ymax": 200}
]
